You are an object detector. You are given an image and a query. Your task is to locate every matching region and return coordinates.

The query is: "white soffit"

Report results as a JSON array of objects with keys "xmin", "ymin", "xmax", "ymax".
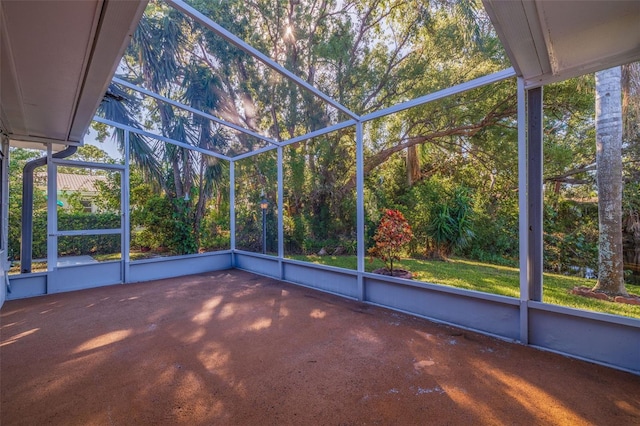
[
  {"xmin": 0, "ymin": 0, "xmax": 147, "ymax": 150},
  {"xmin": 483, "ymin": 0, "xmax": 640, "ymax": 89}
]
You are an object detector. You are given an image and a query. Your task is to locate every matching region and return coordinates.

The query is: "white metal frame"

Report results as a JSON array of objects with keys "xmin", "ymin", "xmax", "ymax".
[
  {"xmin": 0, "ymin": 134, "xmax": 9, "ymax": 304},
  {"xmin": 96, "ymin": 64, "xmax": 517, "ymax": 285},
  {"xmin": 517, "ymin": 77, "xmax": 529, "ymax": 343},
  {"xmin": 85, "ymin": 0, "xmax": 532, "ymax": 310},
  {"xmin": 47, "ymin": 157, "xmax": 127, "ymax": 282}
]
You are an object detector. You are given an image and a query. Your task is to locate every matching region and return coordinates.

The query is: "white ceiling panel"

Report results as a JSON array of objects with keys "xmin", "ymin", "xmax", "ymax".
[
  {"xmin": 0, "ymin": 0, "xmax": 147, "ymax": 149},
  {"xmin": 483, "ymin": 0, "xmax": 640, "ymax": 88}
]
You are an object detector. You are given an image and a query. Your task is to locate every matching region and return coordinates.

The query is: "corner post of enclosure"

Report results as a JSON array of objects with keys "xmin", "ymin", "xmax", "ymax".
[
  {"xmin": 519, "ymin": 81, "xmax": 544, "ymax": 343},
  {"xmin": 122, "ymin": 130, "xmax": 131, "ymax": 283},
  {"xmin": 1, "ymin": 135, "xmax": 9, "ymax": 288},
  {"xmin": 46, "ymin": 144, "xmax": 58, "ymax": 280},
  {"xmin": 277, "ymin": 146, "xmax": 284, "ymax": 279},
  {"xmin": 517, "ymin": 77, "xmax": 529, "ymax": 343},
  {"xmin": 230, "ymin": 160, "xmax": 236, "ymax": 266},
  {"xmin": 356, "ymin": 121, "xmax": 365, "ymax": 301},
  {"xmin": 527, "ymin": 86, "xmax": 544, "ymax": 303}
]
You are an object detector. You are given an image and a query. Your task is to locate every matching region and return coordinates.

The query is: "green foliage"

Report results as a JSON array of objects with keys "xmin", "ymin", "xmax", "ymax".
[
  {"xmin": 462, "ymin": 208, "xmax": 519, "ymax": 267},
  {"xmin": 543, "ymin": 197, "xmax": 599, "ymax": 275},
  {"xmin": 426, "ymin": 187, "xmax": 474, "ymax": 259},
  {"xmin": 170, "ymin": 199, "xmax": 199, "ymax": 255},
  {"xmin": 7, "ymin": 1, "xmax": 628, "ymax": 286},
  {"xmin": 281, "ymin": 135, "xmax": 357, "ymax": 254},
  {"xmin": 401, "ymin": 179, "xmax": 474, "ymax": 260},
  {"xmin": 58, "ymin": 191, "xmax": 87, "ymax": 214},
  {"xmin": 109, "ymin": 0, "xmax": 508, "ymax": 259},
  {"xmin": 10, "ymin": 212, "xmax": 121, "ymax": 260},
  {"xmin": 8, "ymin": 148, "xmax": 228, "ymax": 262},
  {"xmin": 63, "ymin": 145, "xmax": 115, "ymax": 170},
  {"xmin": 90, "ymin": 161, "xmax": 230, "ymax": 256},
  {"xmin": 58, "ymin": 212, "xmax": 121, "ymax": 233},
  {"xmin": 198, "ymin": 198, "xmax": 231, "ymax": 251},
  {"xmin": 131, "ymin": 195, "xmax": 198, "ymax": 255},
  {"xmin": 234, "ymin": 152, "xmax": 278, "ymax": 253},
  {"xmin": 401, "ymin": 177, "xmax": 443, "ymax": 254}
]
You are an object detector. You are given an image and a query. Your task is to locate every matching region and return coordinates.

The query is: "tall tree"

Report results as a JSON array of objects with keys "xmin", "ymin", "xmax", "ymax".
[
  {"xmin": 592, "ymin": 66, "xmax": 627, "ymax": 296},
  {"xmin": 105, "ymin": 0, "xmax": 596, "ymax": 264},
  {"xmin": 97, "ymin": 2, "xmax": 232, "ymax": 253},
  {"xmin": 621, "ymin": 62, "xmax": 640, "ymax": 283}
]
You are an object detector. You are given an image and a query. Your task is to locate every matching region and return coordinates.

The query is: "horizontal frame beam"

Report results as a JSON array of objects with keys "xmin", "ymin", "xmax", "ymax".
[
  {"xmin": 279, "ymin": 119, "xmax": 357, "ymax": 148},
  {"xmin": 232, "ymin": 144, "xmax": 277, "ymax": 161},
  {"xmin": 360, "ymin": 67, "xmax": 516, "ymax": 123},
  {"xmin": 232, "ymin": 119, "xmax": 358, "ymax": 161},
  {"xmin": 93, "ymin": 117, "xmax": 232, "ymax": 161},
  {"xmin": 51, "ymin": 158, "xmax": 126, "ymax": 171},
  {"xmin": 53, "ymin": 229, "xmax": 122, "ymax": 237},
  {"xmin": 112, "ymin": 77, "xmax": 278, "ymax": 146}
]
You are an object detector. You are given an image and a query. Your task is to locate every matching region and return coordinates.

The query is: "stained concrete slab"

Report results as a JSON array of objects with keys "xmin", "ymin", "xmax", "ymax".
[{"xmin": 1, "ymin": 270, "xmax": 639, "ymax": 425}]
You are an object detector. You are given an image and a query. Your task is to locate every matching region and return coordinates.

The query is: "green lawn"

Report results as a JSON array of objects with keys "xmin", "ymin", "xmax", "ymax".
[
  {"xmin": 9, "ymin": 252, "xmax": 158, "ymax": 274},
  {"xmin": 92, "ymin": 252, "xmax": 158, "ymax": 262},
  {"xmin": 289, "ymin": 254, "xmax": 640, "ymax": 319},
  {"xmin": 11, "ymin": 252, "xmax": 639, "ymax": 319}
]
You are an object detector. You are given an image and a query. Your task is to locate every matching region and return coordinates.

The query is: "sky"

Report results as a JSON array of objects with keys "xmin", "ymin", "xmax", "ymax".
[{"xmin": 85, "ymin": 128, "xmax": 123, "ymax": 161}]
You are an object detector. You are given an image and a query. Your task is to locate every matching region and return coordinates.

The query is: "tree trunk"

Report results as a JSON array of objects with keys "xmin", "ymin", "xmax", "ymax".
[
  {"xmin": 623, "ymin": 212, "xmax": 640, "ymax": 284},
  {"xmin": 406, "ymin": 145, "xmax": 421, "ymax": 186},
  {"xmin": 193, "ymin": 156, "xmax": 208, "ymax": 247},
  {"xmin": 592, "ymin": 66, "xmax": 628, "ymax": 296},
  {"xmin": 171, "ymin": 157, "xmax": 183, "ymax": 199}
]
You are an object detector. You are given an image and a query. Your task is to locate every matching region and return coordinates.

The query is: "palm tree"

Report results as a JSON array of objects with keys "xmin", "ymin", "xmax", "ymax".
[
  {"xmin": 98, "ymin": 3, "xmax": 229, "ymax": 252},
  {"xmin": 99, "ymin": 83, "xmax": 162, "ymax": 180},
  {"xmin": 181, "ymin": 63, "xmax": 226, "ymax": 243},
  {"xmin": 592, "ymin": 66, "xmax": 627, "ymax": 296}
]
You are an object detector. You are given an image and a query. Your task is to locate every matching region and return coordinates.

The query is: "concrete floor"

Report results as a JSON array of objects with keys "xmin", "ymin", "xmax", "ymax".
[{"xmin": 1, "ymin": 270, "xmax": 639, "ymax": 425}]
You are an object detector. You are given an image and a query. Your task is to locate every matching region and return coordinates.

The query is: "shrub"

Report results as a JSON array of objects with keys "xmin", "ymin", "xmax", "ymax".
[
  {"xmin": 10, "ymin": 211, "xmax": 122, "ymax": 260},
  {"xmin": 426, "ymin": 187, "xmax": 474, "ymax": 260},
  {"xmin": 368, "ymin": 209, "xmax": 413, "ymax": 273}
]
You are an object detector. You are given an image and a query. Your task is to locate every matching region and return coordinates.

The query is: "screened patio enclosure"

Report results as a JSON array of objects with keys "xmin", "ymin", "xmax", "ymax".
[{"xmin": 1, "ymin": 0, "xmax": 639, "ymax": 375}]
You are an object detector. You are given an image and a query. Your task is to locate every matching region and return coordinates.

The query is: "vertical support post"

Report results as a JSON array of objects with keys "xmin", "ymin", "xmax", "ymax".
[
  {"xmin": 262, "ymin": 207, "xmax": 267, "ymax": 254},
  {"xmin": 356, "ymin": 121, "xmax": 365, "ymax": 301},
  {"xmin": 46, "ymin": 145, "xmax": 58, "ymax": 282},
  {"xmin": 277, "ymin": 146, "xmax": 284, "ymax": 279},
  {"xmin": 528, "ymin": 86, "xmax": 544, "ymax": 302},
  {"xmin": 230, "ymin": 161, "xmax": 236, "ymax": 266},
  {"xmin": 122, "ymin": 130, "xmax": 131, "ymax": 283},
  {"xmin": 1, "ymin": 136, "xmax": 9, "ymax": 259},
  {"xmin": 1, "ymin": 136, "xmax": 10, "ymax": 296},
  {"xmin": 517, "ymin": 78, "xmax": 529, "ymax": 343}
]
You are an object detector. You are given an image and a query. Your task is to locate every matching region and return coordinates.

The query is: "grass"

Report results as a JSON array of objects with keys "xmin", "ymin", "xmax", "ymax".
[
  {"xmin": 8, "ymin": 262, "xmax": 48, "ymax": 274},
  {"xmin": 92, "ymin": 252, "xmax": 157, "ymax": 262},
  {"xmin": 289, "ymin": 254, "xmax": 640, "ymax": 319},
  {"xmin": 8, "ymin": 251, "xmax": 159, "ymax": 274},
  {"xmin": 9, "ymin": 251, "xmax": 639, "ymax": 319}
]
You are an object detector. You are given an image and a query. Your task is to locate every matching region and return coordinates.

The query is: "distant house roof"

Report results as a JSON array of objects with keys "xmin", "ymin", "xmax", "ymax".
[
  {"xmin": 57, "ymin": 173, "xmax": 107, "ymax": 194},
  {"xmin": 35, "ymin": 173, "xmax": 107, "ymax": 194}
]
